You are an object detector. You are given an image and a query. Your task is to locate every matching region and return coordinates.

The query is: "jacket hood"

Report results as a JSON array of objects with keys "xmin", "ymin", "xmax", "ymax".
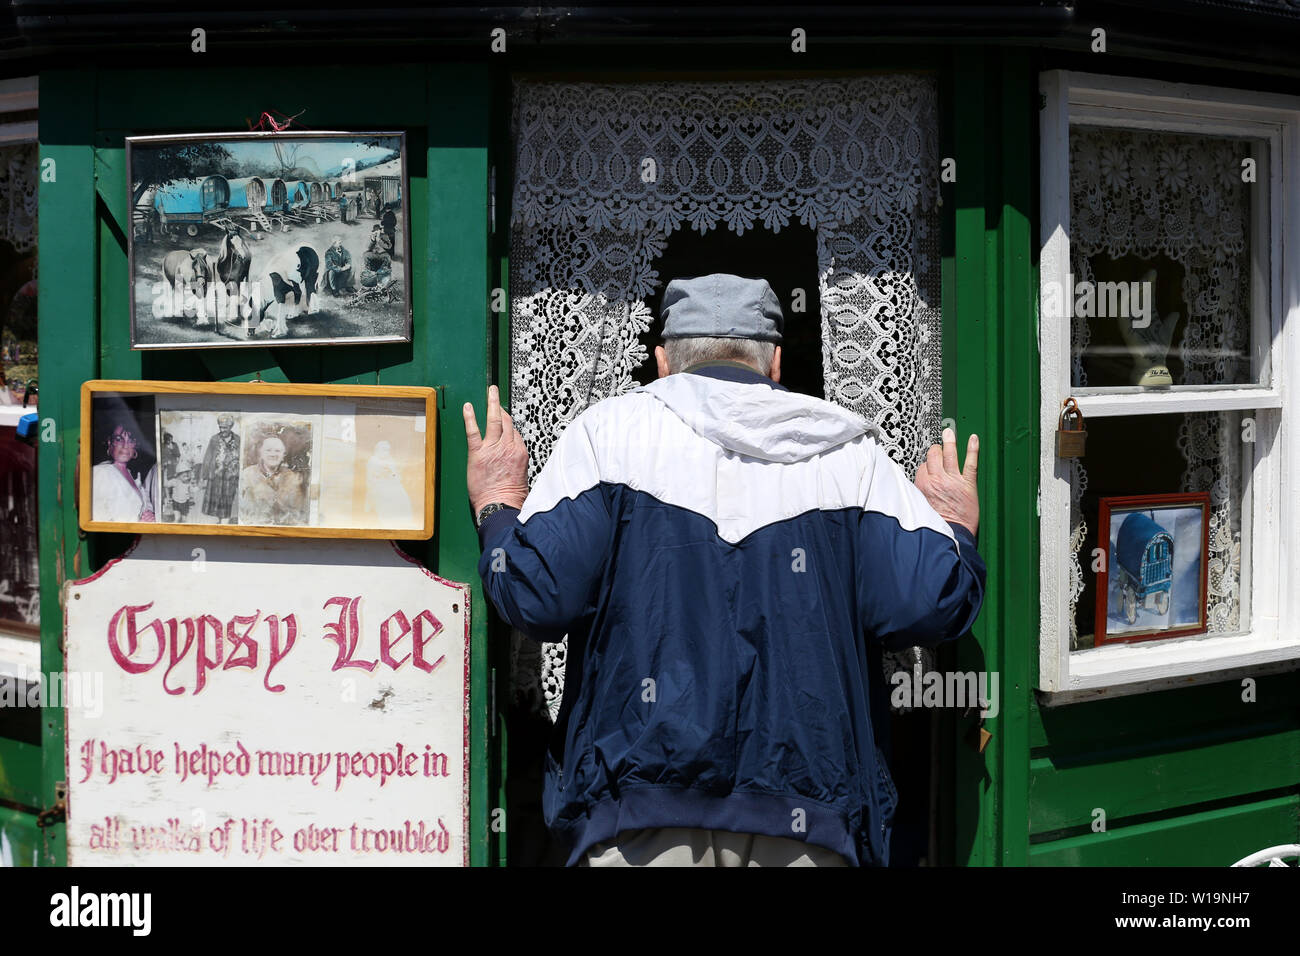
[{"xmin": 638, "ymin": 371, "xmax": 878, "ymax": 463}]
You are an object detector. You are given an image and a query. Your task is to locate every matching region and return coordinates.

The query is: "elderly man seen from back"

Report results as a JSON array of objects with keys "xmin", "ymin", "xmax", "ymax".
[{"xmin": 465, "ymin": 273, "xmax": 984, "ymax": 867}]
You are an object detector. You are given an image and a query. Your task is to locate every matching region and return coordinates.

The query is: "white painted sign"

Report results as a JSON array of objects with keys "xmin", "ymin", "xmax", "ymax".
[{"xmin": 63, "ymin": 535, "xmax": 469, "ymax": 865}]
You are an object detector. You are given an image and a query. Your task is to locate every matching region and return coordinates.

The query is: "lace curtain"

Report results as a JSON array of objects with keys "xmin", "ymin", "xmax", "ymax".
[
  {"xmin": 1067, "ymin": 127, "xmax": 1247, "ymax": 646},
  {"xmin": 0, "ymin": 143, "xmax": 37, "ymax": 255},
  {"xmin": 509, "ymin": 76, "xmax": 942, "ymax": 719}
]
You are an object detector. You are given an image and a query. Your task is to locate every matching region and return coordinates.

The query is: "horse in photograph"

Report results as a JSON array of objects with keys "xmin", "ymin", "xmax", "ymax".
[
  {"xmin": 161, "ymin": 249, "xmax": 216, "ymax": 326},
  {"xmin": 215, "ymin": 228, "xmax": 254, "ymax": 326},
  {"xmin": 216, "ymin": 228, "xmax": 252, "ymax": 289},
  {"xmin": 258, "ymin": 245, "xmax": 320, "ymax": 338}
]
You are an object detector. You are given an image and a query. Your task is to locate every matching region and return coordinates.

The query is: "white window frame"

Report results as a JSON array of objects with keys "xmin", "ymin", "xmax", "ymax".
[{"xmin": 1038, "ymin": 70, "xmax": 1300, "ymax": 700}]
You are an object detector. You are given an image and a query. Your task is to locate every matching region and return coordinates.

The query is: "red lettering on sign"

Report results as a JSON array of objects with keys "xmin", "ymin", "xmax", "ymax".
[
  {"xmin": 107, "ymin": 603, "xmax": 166, "ymax": 674},
  {"xmin": 226, "ymin": 612, "xmax": 262, "ymax": 671},
  {"xmin": 162, "ymin": 617, "xmax": 197, "ymax": 695},
  {"xmin": 374, "ymin": 608, "xmax": 445, "ymax": 673},
  {"xmin": 264, "ymin": 614, "xmax": 297, "ymax": 693},
  {"xmin": 195, "ymin": 614, "xmax": 224, "ymax": 694},
  {"xmin": 379, "ymin": 610, "xmax": 412, "ymax": 669},
  {"xmin": 322, "ymin": 596, "xmax": 377, "ymax": 672},
  {"xmin": 100, "ymin": 598, "xmax": 446, "ymax": 693},
  {"xmin": 411, "ymin": 610, "xmax": 445, "ymax": 674}
]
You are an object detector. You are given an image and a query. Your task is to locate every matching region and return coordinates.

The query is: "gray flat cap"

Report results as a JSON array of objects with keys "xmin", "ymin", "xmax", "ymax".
[{"xmin": 661, "ymin": 274, "xmax": 784, "ymax": 343}]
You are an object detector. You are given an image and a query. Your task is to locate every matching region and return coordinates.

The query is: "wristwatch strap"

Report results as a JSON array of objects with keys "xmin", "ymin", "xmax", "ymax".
[{"xmin": 475, "ymin": 501, "xmax": 512, "ymax": 529}]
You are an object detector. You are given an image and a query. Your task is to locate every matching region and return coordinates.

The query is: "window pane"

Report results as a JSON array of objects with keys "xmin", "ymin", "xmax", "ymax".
[
  {"xmin": 1069, "ymin": 126, "xmax": 1263, "ymax": 388},
  {"xmin": 0, "ymin": 422, "xmax": 38, "ymax": 634},
  {"xmin": 1068, "ymin": 410, "xmax": 1248, "ymax": 650},
  {"xmin": 0, "ymin": 141, "xmax": 38, "ymax": 637}
]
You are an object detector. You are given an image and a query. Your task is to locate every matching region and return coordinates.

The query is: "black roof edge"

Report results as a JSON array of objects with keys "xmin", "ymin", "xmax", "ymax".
[{"xmin": 2, "ymin": 3, "xmax": 1300, "ymax": 76}]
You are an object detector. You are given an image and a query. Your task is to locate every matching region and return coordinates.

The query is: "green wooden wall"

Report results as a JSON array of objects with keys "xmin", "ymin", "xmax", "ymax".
[
  {"xmin": 954, "ymin": 47, "xmax": 1300, "ymax": 867},
  {"xmin": 5, "ymin": 45, "xmax": 1295, "ymax": 868},
  {"xmin": 29, "ymin": 63, "xmax": 501, "ymax": 866}
]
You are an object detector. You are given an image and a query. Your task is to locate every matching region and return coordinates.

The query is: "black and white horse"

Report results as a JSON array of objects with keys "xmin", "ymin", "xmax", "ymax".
[{"xmin": 257, "ymin": 245, "xmax": 319, "ymax": 338}]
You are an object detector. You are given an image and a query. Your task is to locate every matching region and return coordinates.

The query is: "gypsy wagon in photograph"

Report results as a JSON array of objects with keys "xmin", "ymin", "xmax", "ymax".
[
  {"xmin": 363, "ymin": 173, "xmax": 401, "ymax": 215},
  {"xmin": 279, "ymin": 179, "xmax": 319, "ymax": 225},
  {"xmin": 151, "ymin": 174, "xmax": 231, "ymax": 237},
  {"xmin": 228, "ymin": 176, "xmax": 293, "ymax": 233},
  {"xmin": 284, "ymin": 180, "xmax": 311, "ymax": 209},
  {"xmin": 311, "ymin": 181, "xmax": 342, "ymax": 220},
  {"xmin": 1, "ymin": 2, "xmax": 1299, "ymax": 874},
  {"xmin": 255, "ymin": 177, "xmax": 292, "ymax": 231},
  {"xmin": 1115, "ymin": 512, "xmax": 1174, "ymax": 623},
  {"xmin": 265, "ymin": 177, "xmax": 288, "ymax": 212},
  {"xmin": 225, "ymin": 175, "xmax": 281, "ymax": 233},
  {"xmin": 227, "ymin": 175, "xmax": 266, "ymax": 214},
  {"xmin": 308, "ymin": 180, "xmax": 339, "ymax": 215}
]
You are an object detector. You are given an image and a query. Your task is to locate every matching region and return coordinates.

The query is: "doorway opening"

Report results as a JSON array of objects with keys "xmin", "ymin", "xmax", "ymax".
[
  {"xmin": 635, "ymin": 224, "xmax": 822, "ymax": 397},
  {"xmin": 504, "ymin": 72, "xmax": 945, "ymax": 867}
]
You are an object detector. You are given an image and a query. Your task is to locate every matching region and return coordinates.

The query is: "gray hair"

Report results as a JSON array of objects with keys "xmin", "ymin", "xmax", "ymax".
[{"xmin": 663, "ymin": 336, "xmax": 776, "ymax": 376}]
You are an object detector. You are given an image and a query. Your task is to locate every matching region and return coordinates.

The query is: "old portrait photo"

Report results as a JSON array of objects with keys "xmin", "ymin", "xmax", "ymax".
[
  {"xmin": 156, "ymin": 406, "xmax": 244, "ymax": 524},
  {"xmin": 318, "ymin": 398, "xmax": 425, "ymax": 530},
  {"xmin": 90, "ymin": 393, "xmax": 159, "ymax": 524},
  {"xmin": 239, "ymin": 414, "xmax": 321, "ymax": 526},
  {"xmin": 127, "ymin": 132, "xmax": 411, "ymax": 349}
]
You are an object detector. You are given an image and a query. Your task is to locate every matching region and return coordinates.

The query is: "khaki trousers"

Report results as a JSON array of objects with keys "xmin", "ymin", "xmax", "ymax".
[{"xmin": 578, "ymin": 827, "xmax": 849, "ymax": 867}]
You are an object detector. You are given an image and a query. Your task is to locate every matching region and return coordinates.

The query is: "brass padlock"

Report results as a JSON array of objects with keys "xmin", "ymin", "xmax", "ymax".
[{"xmin": 1056, "ymin": 397, "xmax": 1087, "ymax": 458}]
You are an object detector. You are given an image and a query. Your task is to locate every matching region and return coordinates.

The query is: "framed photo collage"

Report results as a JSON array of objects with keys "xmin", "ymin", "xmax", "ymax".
[
  {"xmin": 81, "ymin": 382, "xmax": 435, "ymax": 540},
  {"xmin": 80, "ymin": 129, "xmax": 434, "ymax": 540}
]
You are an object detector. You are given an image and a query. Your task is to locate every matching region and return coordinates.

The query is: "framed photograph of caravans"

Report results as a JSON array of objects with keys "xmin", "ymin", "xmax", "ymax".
[
  {"xmin": 126, "ymin": 131, "xmax": 412, "ymax": 349},
  {"xmin": 1094, "ymin": 492, "xmax": 1211, "ymax": 646}
]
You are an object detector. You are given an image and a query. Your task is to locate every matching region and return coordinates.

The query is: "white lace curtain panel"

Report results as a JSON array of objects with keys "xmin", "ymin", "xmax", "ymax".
[
  {"xmin": 508, "ymin": 76, "xmax": 942, "ymax": 719},
  {"xmin": 1067, "ymin": 127, "xmax": 1245, "ymax": 645}
]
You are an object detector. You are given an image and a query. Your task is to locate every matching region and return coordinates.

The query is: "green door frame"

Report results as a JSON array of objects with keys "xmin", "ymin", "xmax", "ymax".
[
  {"xmin": 945, "ymin": 46, "xmax": 1038, "ymax": 867},
  {"xmin": 487, "ymin": 48, "xmax": 1032, "ymax": 867}
]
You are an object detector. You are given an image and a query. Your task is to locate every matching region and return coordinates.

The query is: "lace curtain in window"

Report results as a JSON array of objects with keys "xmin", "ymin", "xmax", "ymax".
[{"xmin": 1067, "ymin": 127, "xmax": 1247, "ymax": 646}]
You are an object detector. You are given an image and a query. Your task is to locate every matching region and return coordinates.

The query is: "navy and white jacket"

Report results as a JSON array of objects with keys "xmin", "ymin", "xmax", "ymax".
[{"xmin": 477, "ymin": 362, "xmax": 986, "ymax": 866}]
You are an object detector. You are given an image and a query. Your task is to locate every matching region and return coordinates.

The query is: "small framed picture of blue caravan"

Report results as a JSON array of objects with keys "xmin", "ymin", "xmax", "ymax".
[{"xmin": 1095, "ymin": 492, "xmax": 1211, "ymax": 645}]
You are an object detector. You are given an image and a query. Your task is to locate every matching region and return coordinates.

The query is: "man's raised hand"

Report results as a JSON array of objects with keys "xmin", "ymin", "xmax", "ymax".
[
  {"xmin": 463, "ymin": 384, "xmax": 529, "ymax": 517},
  {"xmin": 914, "ymin": 428, "xmax": 979, "ymax": 537}
]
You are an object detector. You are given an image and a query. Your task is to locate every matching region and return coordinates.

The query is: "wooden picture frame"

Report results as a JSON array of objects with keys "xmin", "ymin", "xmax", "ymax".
[
  {"xmin": 80, "ymin": 380, "xmax": 435, "ymax": 540},
  {"xmin": 126, "ymin": 130, "xmax": 413, "ymax": 349},
  {"xmin": 1094, "ymin": 492, "xmax": 1211, "ymax": 646}
]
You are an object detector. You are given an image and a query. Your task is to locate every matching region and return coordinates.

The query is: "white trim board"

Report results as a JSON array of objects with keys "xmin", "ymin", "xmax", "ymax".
[{"xmin": 1038, "ymin": 656, "xmax": 1300, "ymax": 707}]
